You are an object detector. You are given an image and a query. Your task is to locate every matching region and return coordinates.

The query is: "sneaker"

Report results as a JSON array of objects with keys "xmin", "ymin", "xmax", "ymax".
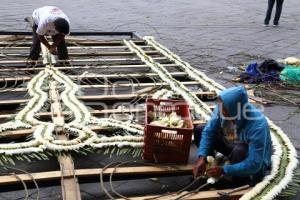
[
  {"xmin": 263, "ymin": 23, "xmax": 269, "ymax": 27},
  {"xmin": 272, "ymin": 23, "xmax": 279, "ymax": 27}
]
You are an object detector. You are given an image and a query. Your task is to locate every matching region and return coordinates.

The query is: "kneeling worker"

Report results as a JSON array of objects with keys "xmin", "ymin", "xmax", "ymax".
[
  {"xmin": 193, "ymin": 86, "xmax": 272, "ymax": 183},
  {"xmin": 27, "ymin": 6, "xmax": 70, "ymax": 61}
]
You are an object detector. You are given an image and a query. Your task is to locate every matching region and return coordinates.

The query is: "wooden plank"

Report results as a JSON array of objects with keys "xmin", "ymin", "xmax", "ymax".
[
  {"xmin": 68, "ymin": 50, "xmax": 159, "ymax": 56},
  {"xmin": 0, "ymin": 56, "xmax": 167, "ymax": 64},
  {"xmin": 0, "ymin": 165, "xmax": 193, "ymax": 186},
  {"xmin": 0, "ymin": 45, "xmax": 153, "ymax": 50},
  {"xmin": 119, "ymin": 188, "xmax": 251, "ymax": 200},
  {"xmin": 0, "ymin": 91, "xmax": 216, "ymax": 106},
  {"xmin": 49, "ymin": 81, "xmax": 81, "ymax": 200},
  {"xmin": 0, "ymin": 71, "xmax": 186, "ymax": 83},
  {"xmin": 0, "ymin": 120, "xmax": 206, "ymax": 138},
  {"xmin": 2, "ymin": 50, "xmax": 160, "ymax": 58},
  {"xmin": 0, "ymin": 105, "xmax": 210, "ymax": 121},
  {"xmin": 79, "ymin": 91, "xmax": 215, "ymax": 101},
  {"xmin": 0, "ymin": 35, "xmax": 26, "ymax": 41},
  {"xmin": 0, "ymin": 107, "xmax": 143, "ymax": 120},
  {"xmin": 0, "ymin": 81, "xmax": 199, "ymax": 93},
  {"xmin": 0, "ymin": 63, "xmax": 178, "ymax": 72},
  {"xmin": 0, "ymin": 40, "xmax": 145, "ymax": 47}
]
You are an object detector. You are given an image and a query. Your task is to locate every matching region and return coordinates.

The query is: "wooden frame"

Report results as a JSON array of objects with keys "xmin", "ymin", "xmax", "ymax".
[{"xmin": 0, "ymin": 32, "xmax": 249, "ymax": 200}]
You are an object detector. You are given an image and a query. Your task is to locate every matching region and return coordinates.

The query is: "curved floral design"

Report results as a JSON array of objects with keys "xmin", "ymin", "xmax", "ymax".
[{"xmin": 0, "ymin": 65, "xmax": 144, "ymax": 156}]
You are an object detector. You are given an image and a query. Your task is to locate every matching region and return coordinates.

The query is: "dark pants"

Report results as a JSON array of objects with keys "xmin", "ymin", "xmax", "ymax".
[
  {"xmin": 264, "ymin": 0, "xmax": 284, "ymax": 25},
  {"xmin": 194, "ymin": 125, "xmax": 248, "ymax": 164},
  {"xmin": 28, "ymin": 25, "xmax": 69, "ymax": 60}
]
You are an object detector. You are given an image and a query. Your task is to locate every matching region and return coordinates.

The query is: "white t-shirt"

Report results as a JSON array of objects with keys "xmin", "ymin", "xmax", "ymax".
[{"xmin": 32, "ymin": 6, "xmax": 70, "ymax": 36}]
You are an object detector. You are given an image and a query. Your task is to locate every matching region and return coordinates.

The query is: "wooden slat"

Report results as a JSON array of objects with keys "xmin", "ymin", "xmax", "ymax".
[
  {"xmin": 0, "ymin": 45, "xmax": 153, "ymax": 50},
  {"xmin": 119, "ymin": 188, "xmax": 251, "ymax": 200},
  {"xmin": 0, "ymin": 81, "xmax": 199, "ymax": 93},
  {"xmin": 0, "ymin": 40, "xmax": 145, "ymax": 47},
  {"xmin": 0, "ymin": 107, "xmax": 143, "ymax": 120},
  {"xmin": 2, "ymin": 50, "xmax": 160, "ymax": 58},
  {"xmin": 79, "ymin": 91, "xmax": 215, "ymax": 101},
  {"xmin": 0, "ymin": 165, "xmax": 193, "ymax": 186},
  {"xmin": 0, "ymin": 91, "xmax": 216, "ymax": 106},
  {"xmin": 0, "ymin": 56, "xmax": 167, "ymax": 64},
  {"xmin": 0, "ymin": 71, "xmax": 185, "ymax": 83},
  {"xmin": 49, "ymin": 81, "xmax": 81, "ymax": 200},
  {"xmin": 0, "ymin": 120, "xmax": 206, "ymax": 138},
  {"xmin": 0, "ymin": 63, "xmax": 178, "ymax": 72}
]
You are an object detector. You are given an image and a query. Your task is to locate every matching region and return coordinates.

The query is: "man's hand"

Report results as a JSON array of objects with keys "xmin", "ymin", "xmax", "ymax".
[
  {"xmin": 206, "ymin": 166, "xmax": 224, "ymax": 178},
  {"xmin": 193, "ymin": 156, "xmax": 206, "ymax": 178},
  {"xmin": 49, "ymin": 45, "xmax": 57, "ymax": 55}
]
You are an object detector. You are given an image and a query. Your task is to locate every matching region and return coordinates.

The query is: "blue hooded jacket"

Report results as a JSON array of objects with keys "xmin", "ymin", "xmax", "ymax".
[{"xmin": 198, "ymin": 86, "xmax": 272, "ymax": 177}]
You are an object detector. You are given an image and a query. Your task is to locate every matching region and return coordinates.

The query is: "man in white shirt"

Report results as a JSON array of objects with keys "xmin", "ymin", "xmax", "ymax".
[{"xmin": 27, "ymin": 6, "xmax": 70, "ymax": 61}]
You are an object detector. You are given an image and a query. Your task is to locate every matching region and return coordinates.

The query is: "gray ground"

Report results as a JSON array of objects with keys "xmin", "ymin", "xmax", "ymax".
[{"xmin": 0, "ymin": 0, "xmax": 300, "ymax": 199}]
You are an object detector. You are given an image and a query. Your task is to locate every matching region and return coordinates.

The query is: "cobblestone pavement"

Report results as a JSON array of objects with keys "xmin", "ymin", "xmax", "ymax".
[{"xmin": 0, "ymin": 0, "xmax": 300, "ymax": 199}]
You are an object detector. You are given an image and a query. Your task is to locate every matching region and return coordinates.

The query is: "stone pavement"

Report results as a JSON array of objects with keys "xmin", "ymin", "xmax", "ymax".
[{"xmin": 0, "ymin": 0, "xmax": 299, "ymax": 199}]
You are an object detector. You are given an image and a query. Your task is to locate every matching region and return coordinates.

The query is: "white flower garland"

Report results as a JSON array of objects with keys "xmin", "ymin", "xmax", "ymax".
[
  {"xmin": 152, "ymin": 89, "xmax": 174, "ymax": 99},
  {"xmin": 124, "ymin": 40, "xmax": 211, "ymax": 120}
]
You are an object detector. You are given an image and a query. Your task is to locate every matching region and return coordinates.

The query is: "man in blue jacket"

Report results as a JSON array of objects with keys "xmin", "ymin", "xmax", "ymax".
[{"xmin": 193, "ymin": 86, "xmax": 272, "ymax": 182}]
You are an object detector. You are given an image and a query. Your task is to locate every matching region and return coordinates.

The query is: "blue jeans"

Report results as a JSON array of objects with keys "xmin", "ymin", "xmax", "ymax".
[{"xmin": 264, "ymin": 0, "xmax": 284, "ymax": 25}]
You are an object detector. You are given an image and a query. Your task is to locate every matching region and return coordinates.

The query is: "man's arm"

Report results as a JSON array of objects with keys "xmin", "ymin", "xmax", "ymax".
[
  {"xmin": 198, "ymin": 106, "xmax": 221, "ymax": 157},
  {"xmin": 193, "ymin": 106, "xmax": 221, "ymax": 177},
  {"xmin": 37, "ymin": 35, "xmax": 57, "ymax": 55},
  {"xmin": 38, "ymin": 35, "xmax": 51, "ymax": 49},
  {"xmin": 52, "ymin": 33, "xmax": 65, "ymax": 47}
]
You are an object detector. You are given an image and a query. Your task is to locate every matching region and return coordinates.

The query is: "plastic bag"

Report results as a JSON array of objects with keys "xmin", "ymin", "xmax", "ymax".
[{"xmin": 280, "ymin": 65, "xmax": 300, "ymax": 83}]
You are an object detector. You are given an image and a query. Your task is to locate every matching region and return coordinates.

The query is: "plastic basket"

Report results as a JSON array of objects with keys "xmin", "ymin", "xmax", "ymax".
[{"xmin": 143, "ymin": 98, "xmax": 194, "ymax": 164}]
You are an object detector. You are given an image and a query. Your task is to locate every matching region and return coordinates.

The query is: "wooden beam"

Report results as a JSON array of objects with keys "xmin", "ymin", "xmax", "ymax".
[
  {"xmin": 79, "ymin": 91, "xmax": 215, "ymax": 101},
  {"xmin": 0, "ymin": 56, "xmax": 168, "ymax": 65},
  {"xmin": 0, "ymin": 165, "xmax": 193, "ymax": 186},
  {"xmin": 118, "ymin": 188, "xmax": 251, "ymax": 200},
  {"xmin": 0, "ymin": 71, "xmax": 186, "ymax": 83},
  {"xmin": 0, "ymin": 45, "xmax": 153, "ymax": 50},
  {"xmin": 0, "ymin": 90, "xmax": 216, "ymax": 106},
  {"xmin": 2, "ymin": 50, "xmax": 160, "ymax": 58},
  {"xmin": 49, "ymin": 81, "xmax": 81, "ymax": 200},
  {"xmin": 0, "ymin": 81, "xmax": 199, "ymax": 93},
  {"xmin": 0, "ymin": 63, "xmax": 178, "ymax": 72},
  {"xmin": 0, "ymin": 35, "xmax": 26, "ymax": 41},
  {"xmin": 0, "ymin": 107, "xmax": 144, "ymax": 120},
  {"xmin": 0, "ymin": 40, "xmax": 146, "ymax": 47},
  {"xmin": 0, "ymin": 120, "xmax": 206, "ymax": 138}
]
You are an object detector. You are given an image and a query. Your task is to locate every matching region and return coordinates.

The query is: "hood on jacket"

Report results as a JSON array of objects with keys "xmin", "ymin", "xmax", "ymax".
[{"xmin": 218, "ymin": 86, "xmax": 248, "ymax": 129}]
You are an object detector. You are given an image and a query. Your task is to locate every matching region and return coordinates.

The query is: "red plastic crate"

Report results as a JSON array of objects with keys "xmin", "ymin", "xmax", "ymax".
[{"xmin": 143, "ymin": 98, "xmax": 194, "ymax": 164}]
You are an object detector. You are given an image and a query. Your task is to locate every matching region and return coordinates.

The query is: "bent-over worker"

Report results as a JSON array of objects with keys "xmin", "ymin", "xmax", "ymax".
[{"xmin": 27, "ymin": 6, "xmax": 70, "ymax": 61}]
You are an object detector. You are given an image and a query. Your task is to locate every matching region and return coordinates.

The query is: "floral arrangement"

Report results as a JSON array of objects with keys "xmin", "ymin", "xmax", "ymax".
[{"xmin": 124, "ymin": 37, "xmax": 299, "ymax": 199}]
